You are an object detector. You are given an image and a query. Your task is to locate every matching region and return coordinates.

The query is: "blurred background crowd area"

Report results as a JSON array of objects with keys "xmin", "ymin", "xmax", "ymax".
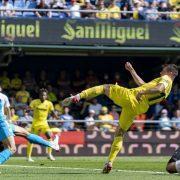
[
  {"xmin": 0, "ymin": 57, "xmax": 179, "ymax": 132},
  {"xmin": 0, "ymin": 0, "xmax": 179, "ymax": 20}
]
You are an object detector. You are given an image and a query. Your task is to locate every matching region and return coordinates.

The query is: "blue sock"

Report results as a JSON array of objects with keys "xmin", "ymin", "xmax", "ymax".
[
  {"xmin": 0, "ymin": 149, "xmax": 13, "ymax": 164},
  {"xmin": 27, "ymin": 134, "xmax": 51, "ymax": 147}
]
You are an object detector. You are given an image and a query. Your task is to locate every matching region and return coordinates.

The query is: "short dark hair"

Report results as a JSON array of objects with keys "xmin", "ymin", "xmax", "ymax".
[
  {"xmin": 165, "ymin": 64, "xmax": 178, "ymax": 77},
  {"xmin": 39, "ymin": 88, "xmax": 48, "ymax": 94}
]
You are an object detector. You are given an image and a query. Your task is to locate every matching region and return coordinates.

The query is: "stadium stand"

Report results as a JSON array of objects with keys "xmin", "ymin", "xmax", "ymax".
[{"xmin": 0, "ymin": 0, "xmax": 179, "ymax": 20}]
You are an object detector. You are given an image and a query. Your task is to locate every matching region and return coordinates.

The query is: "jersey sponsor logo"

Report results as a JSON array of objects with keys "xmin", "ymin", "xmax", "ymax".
[{"xmin": 36, "ymin": 107, "xmax": 48, "ymax": 111}]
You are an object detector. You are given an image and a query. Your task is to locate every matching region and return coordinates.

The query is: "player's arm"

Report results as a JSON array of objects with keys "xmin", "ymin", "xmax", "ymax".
[
  {"xmin": 29, "ymin": 100, "xmax": 35, "ymax": 111},
  {"xmin": 136, "ymin": 83, "xmax": 165, "ymax": 101},
  {"xmin": 49, "ymin": 102, "xmax": 59, "ymax": 119},
  {"xmin": 50, "ymin": 110, "xmax": 59, "ymax": 119},
  {"xmin": 5, "ymin": 107, "xmax": 11, "ymax": 121},
  {"xmin": 125, "ymin": 62, "xmax": 145, "ymax": 86}
]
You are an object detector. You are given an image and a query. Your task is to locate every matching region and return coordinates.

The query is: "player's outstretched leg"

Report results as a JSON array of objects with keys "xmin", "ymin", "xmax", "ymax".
[
  {"xmin": 27, "ymin": 133, "xmax": 60, "ymax": 151},
  {"xmin": 11, "ymin": 125, "xmax": 60, "ymax": 162},
  {"xmin": 62, "ymin": 85, "xmax": 109, "ymax": 106},
  {"xmin": 102, "ymin": 127, "xmax": 124, "ymax": 173},
  {"xmin": 166, "ymin": 147, "xmax": 180, "ymax": 174},
  {"xmin": 13, "ymin": 125, "xmax": 60, "ymax": 151}
]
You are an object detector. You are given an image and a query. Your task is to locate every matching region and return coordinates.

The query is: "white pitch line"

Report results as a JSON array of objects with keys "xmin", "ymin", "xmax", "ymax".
[{"xmin": 1, "ymin": 164, "xmax": 166, "ymax": 175}]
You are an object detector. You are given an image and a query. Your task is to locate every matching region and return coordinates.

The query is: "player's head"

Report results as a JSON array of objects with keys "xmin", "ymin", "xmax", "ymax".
[
  {"xmin": 160, "ymin": 64, "xmax": 178, "ymax": 79},
  {"xmin": 39, "ymin": 88, "xmax": 48, "ymax": 101}
]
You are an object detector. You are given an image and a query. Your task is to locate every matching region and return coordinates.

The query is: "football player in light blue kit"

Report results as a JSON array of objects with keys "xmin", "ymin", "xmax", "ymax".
[{"xmin": 0, "ymin": 91, "xmax": 16, "ymax": 164}]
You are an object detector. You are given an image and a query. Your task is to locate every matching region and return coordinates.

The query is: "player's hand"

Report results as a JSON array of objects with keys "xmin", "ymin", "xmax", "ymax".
[
  {"xmin": 125, "ymin": 62, "xmax": 134, "ymax": 72},
  {"xmin": 62, "ymin": 94, "xmax": 80, "ymax": 106},
  {"xmin": 70, "ymin": 94, "xmax": 81, "ymax": 103},
  {"xmin": 136, "ymin": 91, "xmax": 144, "ymax": 101}
]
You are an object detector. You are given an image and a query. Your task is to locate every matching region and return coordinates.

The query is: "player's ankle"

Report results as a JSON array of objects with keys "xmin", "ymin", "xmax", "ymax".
[{"xmin": 107, "ymin": 161, "xmax": 113, "ymax": 165}]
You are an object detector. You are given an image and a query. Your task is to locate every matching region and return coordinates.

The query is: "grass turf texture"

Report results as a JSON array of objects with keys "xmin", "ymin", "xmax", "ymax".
[{"xmin": 0, "ymin": 157, "xmax": 179, "ymax": 180}]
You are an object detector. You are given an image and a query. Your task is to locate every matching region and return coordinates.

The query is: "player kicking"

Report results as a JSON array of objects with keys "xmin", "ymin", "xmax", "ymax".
[
  {"xmin": 62, "ymin": 62, "xmax": 178, "ymax": 173},
  {"xmin": 27, "ymin": 88, "xmax": 58, "ymax": 162},
  {"xmin": 166, "ymin": 147, "xmax": 180, "ymax": 174}
]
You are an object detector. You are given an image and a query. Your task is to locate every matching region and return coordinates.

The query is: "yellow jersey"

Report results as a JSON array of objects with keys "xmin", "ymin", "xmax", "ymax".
[
  {"xmin": 16, "ymin": 90, "xmax": 30, "ymax": 103},
  {"xmin": 96, "ymin": 8, "xmax": 109, "ymax": 19},
  {"xmin": 11, "ymin": 78, "xmax": 22, "ymax": 90},
  {"xmin": 98, "ymin": 114, "xmax": 114, "ymax": 130},
  {"xmin": 134, "ymin": 75, "xmax": 172, "ymax": 105},
  {"xmin": 30, "ymin": 99, "xmax": 54, "ymax": 125},
  {"xmin": 108, "ymin": 6, "xmax": 120, "ymax": 19},
  {"xmin": 11, "ymin": 114, "xmax": 19, "ymax": 122},
  {"xmin": 0, "ymin": 77, "xmax": 10, "ymax": 89},
  {"xmin": 169, "ymin": 0, "xmax": 178, "ymax": 6}
]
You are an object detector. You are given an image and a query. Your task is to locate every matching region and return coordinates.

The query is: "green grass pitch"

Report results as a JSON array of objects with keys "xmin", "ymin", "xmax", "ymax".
[{"xmin": 0, "ymin": 157, "xmax": 179, "ymax": 180}]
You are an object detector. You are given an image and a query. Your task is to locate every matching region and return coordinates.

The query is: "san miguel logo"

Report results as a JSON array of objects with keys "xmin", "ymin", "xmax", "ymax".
[
  {"xmin": 0, "ymin": 20, "xmax": 40, "ymax": 39},
  {"xmin": 61, "ymin": 20, "xmax": 150, "ymax": 44},
  {"xmin": 170, "ymin": 27, "xmax": 180, "ymax": 43}
]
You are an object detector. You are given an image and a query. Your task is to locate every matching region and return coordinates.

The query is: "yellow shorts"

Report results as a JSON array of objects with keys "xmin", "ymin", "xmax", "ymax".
[
  {"xmin": 31, "ymin": 124, "xmax": 51, "ymax": 134},
  {"xmin": 109, "ymin": 84, "xmax": 136, "ymax": 131}
]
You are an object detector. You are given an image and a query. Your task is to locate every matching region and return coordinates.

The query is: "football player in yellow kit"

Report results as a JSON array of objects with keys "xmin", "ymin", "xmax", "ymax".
[
  {"xmin": 27, "ymin": 88, "xmax": 58, "ymax": 162},
  {"xmin": 62, "ymin": 62, "xmax": 178, "ymax": 173}
]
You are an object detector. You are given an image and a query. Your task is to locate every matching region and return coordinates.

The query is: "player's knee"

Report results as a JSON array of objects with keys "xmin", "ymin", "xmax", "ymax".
[
  {"xmin": 113, "ymin": 144, "xmax": 121, "ymax": 151},
  {"xmin": 166, "ymin": 163, "xmax": 176, "ymax": 174}
]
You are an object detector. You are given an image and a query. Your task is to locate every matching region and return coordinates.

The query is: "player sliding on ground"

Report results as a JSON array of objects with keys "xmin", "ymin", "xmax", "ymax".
[
  {"xmin": 62, "ymin": 62, "xmax": 178, "ymax": 173},
  {"xmin": 166, "ymin": 147, "xmax": 180, "ymax": 174}
]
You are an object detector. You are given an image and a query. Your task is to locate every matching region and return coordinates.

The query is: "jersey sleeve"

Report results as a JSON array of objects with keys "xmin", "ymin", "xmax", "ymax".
[
  {"xmin": 158, "ymin": 76, "xmax": 171, "ymax": 89},
  {"xmin": 4, "ymin": 95, "xmax": 10, "ymax": 108},
  {"xmin": 30, "ymin": 100, "xmax": 36, "ymax": 110}
]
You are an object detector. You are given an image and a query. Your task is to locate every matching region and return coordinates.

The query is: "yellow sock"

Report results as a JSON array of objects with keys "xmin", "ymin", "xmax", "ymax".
[
  {"xmin": 27, "ymin": 143, "xmax": 33, "ymax": 158},
  {"xmin": 108, "ymin": 136, "xmax": 123, "ymax": 163},
  {"xmin": 47, "ymin": 139, "xmax": 52, "ymax": 155},
  {"xmin": 80, "ymin": 85, "xmax": 104, "ymax": 99}
]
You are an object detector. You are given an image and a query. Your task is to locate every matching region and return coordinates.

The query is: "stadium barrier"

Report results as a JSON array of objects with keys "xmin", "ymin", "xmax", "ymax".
[
  {"xmin": 0, "ymin": 17, "xmax": 179, "ymax": 47},
  {"xmin": 13, "ymin": 119, "xmax": 180, "ymax": 157},
  {"xmin": 0, "ymin": 7, "xmax": 180, "ymax": 16},
  {"xmin": 1, "ymin": 8, "xmax": 180, "ymax": 14},
  {"xmin": 14, "ymin": 119, "xmax": 180, "ymax": 123}
]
